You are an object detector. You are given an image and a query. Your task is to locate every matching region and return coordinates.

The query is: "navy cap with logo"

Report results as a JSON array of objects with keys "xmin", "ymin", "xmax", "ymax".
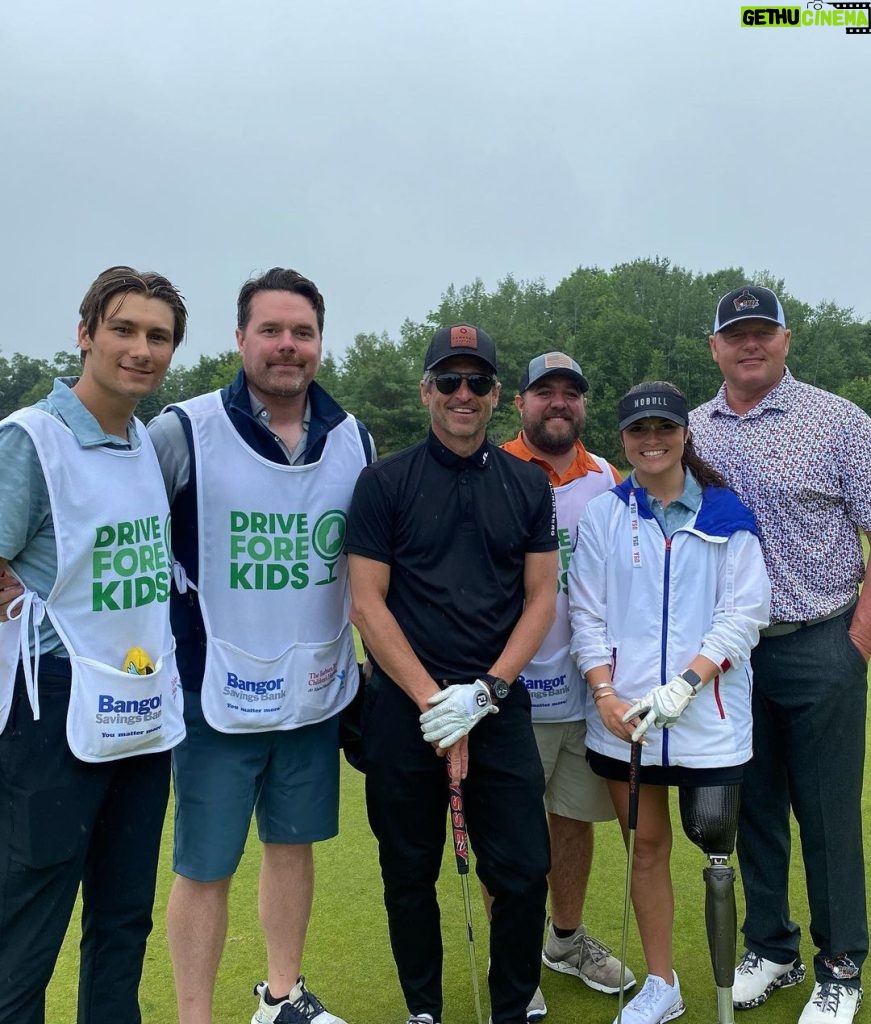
[
  {"xmin": 519, "ymin": 351, "xmax": 589, "ymax": 394},
  {"xmin": 424, "ymin": 323, "xmax": 498, "ymax": 374},
  {"xmin": 713, "ymin": 286, "xmax": 786, "ymax": 334},
  {"xmin": 617, "ymin": 384, "xmax": 689, "ymax": 431}
]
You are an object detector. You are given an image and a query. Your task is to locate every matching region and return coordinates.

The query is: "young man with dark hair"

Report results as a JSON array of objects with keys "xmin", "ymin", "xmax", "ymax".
[
  {"xmin": 346, "ymin": 323, "xmax": 557, "ymax": 1024},
  {"xmin": 0, "ymin": 265, "xmax": 188, "ymax": 1024},
  {"xmin": 148, "ymin": 267, "xmax": 373, "ymax": 1024}
]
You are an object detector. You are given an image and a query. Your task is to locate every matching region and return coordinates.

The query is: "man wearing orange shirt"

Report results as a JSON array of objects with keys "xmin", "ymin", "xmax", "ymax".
[{"xmin": 502, "ymin": 353, "xmax": 635, "ymax": 1012}]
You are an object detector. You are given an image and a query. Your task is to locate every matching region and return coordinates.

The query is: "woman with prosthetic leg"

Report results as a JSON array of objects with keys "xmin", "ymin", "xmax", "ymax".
[{"xmin": 568, "ymin": 382, "xmax": 770, "ymax": 1024}]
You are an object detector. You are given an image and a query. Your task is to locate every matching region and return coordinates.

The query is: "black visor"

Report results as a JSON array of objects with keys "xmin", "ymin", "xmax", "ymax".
[{"xmin": 617, "ymin": 389, "xmax": 688, "ymax": 431}]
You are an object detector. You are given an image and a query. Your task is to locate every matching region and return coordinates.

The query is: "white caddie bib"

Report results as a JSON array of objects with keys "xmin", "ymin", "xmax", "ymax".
[
  {"xmin": 0, "ymin": 409, "xmax": 184, "ymax": 761},
  {"xmin": 520, "ymin": 460, "xmax": 618, "ymax": 722},
  {"xmin": 177, "ymin": 392, "xmax": 365, "ymax": 733}
]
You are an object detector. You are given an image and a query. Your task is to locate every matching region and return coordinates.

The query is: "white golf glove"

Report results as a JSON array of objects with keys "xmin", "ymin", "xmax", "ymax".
[
  {"xmin": 622, "ymin": 675, "xmax": 697, "ymax": 742},
  {"xmin": 420, "ymin": 681, "xmax": 498, "ymax": 748}
]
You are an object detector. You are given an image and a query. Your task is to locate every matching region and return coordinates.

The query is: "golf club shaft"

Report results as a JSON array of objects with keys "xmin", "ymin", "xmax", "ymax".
[
  {"xmin": 449, "ymin": 776, "xmax": 484, "ymax": 1024},
  {"xmin": 617, "ymin": 740, "xmax": 643, "ymax": 1024}
]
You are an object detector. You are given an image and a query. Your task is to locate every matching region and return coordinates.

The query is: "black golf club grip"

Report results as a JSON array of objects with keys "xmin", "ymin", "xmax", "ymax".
[
  {"xmin": 627, "ymin": 740, "xmax": 642, "ymax": 831},
  {"xmin": 448, "ymin": 780, "xmax": 470, "ymax": 876}
]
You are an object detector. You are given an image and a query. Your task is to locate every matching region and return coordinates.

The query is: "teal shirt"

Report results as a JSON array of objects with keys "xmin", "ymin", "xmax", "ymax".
[
  {"xmin": 629, "ymin": 468, "xmax": 702, "ymax": 538},
  {"xmin": 0, "ymin": 377, "xmax": 137, "ymax": 654}
]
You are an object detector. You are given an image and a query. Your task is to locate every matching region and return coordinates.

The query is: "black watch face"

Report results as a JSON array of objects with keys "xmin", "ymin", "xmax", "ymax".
[{"xmin": 492, "ymin": 678, "xmax": 510, "ymax": 700}]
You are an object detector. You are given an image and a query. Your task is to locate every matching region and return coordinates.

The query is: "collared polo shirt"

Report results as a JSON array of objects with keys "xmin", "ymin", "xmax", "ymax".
[
  {"xmin": 690, "ymin": 369, "xmax": 871, "ymax": 623},
  {"xmin": 628, "ymin": 468, "xmax": 702, "ymax": 538},
  {"xmin": 501, "ymin": 433, "xmax": 620, "ymax": 488},
  {"xmin": 346, "ymin": 430, "xmax": 557, "ymax": 679}
]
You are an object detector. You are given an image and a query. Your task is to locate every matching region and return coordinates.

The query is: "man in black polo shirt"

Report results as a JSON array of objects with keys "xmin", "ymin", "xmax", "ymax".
[{"xmin": 346, "ymin": 324, "xmax": 558, "ymax": 1024}]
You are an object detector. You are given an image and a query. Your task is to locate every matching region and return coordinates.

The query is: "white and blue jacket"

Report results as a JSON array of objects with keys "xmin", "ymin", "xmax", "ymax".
[{"xmin": 568, "ymin": 479, "xmax": 771, "ymax": 769}]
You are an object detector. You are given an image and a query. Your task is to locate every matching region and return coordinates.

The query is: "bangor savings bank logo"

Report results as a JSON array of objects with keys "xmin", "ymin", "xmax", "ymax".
[{"xmin": 740, "ymin": 3, "xmax": 870, "ymax": 32}]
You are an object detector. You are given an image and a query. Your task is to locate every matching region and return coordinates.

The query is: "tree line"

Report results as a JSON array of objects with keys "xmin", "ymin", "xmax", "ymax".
[{"xmin": 3, "ymin": 258, "xmax": 870, "ymax": 465}]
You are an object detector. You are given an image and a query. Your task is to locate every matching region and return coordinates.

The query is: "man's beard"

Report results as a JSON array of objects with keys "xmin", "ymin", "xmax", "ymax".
[{"xmin": 524, "ymin": 415, "xmax": 582, "ymax": 456}]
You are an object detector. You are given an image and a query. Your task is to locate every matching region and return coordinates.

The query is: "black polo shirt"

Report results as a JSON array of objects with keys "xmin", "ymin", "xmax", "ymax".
[{"xmin": 346, "ymin": 430, "xmax": 557, "ymax": 680}]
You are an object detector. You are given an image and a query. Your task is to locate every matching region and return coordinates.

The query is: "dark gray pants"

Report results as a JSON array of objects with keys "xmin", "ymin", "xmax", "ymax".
[{"xmin": 738, "ymin": 609, "xmax": 868, "ymax": 986}]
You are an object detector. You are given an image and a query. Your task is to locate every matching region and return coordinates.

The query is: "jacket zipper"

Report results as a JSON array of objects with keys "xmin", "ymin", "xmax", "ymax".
[{"xmin": 661, "ymin": 536, "xmax": 672, "ymax": 765}]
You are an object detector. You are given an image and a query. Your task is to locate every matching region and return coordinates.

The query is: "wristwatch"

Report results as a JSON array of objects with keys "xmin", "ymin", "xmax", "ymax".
[
  {"xmin": 479, "ymin": 674, "xmax": 511, "ymax": 701},
  {"xmin": 679, "ymin": 668, "xmax": 703, "ymax": 695}
]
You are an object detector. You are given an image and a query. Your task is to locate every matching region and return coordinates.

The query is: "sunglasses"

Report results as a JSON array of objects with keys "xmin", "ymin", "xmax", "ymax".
[{"xmin": 432, "ymin": 372, "xmax": 496, "ymax": 396}]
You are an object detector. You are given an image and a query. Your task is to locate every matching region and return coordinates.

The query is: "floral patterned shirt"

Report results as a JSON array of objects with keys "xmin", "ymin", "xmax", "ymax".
[{"xmin": 690, "ymin": 369, "xmax": 871, "ymax": 624}]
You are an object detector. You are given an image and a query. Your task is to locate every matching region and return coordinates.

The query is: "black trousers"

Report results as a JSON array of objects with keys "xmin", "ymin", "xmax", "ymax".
[
  {"xmin": 0, "ymin": 661, "xmax": 171, "ymax": 1024},
  {"xmin": 738, "ymin": 610, "xmax": 868, "ymax": 986},
  {"xmin": 363, "ymin": 669, "xmax": 550, "ymax": 1024}
]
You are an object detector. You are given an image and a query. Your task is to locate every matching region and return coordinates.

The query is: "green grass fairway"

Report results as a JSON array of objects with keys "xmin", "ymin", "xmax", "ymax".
[{"xmin": 48, "ymin": 718, "xmax": 871, "ymax": 1024}]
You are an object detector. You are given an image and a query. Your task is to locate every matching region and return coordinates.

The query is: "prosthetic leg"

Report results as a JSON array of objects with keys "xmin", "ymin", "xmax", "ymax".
[{"xmin": 679, "ymin": 784, "xmax": 741, "ymax": 1024}]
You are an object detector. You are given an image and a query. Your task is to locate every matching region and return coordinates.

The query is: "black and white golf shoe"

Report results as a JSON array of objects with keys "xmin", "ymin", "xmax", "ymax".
[
  {"xmin": 798, "ymin": 982, "xmax": 863, "ymax": 1022},
  {"xmin": 732, "ymin": 951, "xmax": 806, "ymax": 1009}
]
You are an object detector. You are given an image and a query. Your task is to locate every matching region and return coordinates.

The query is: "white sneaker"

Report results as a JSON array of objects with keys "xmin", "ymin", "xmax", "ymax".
[
  {"xmin": 526, "ymin": 986, "xmax": 547, "ymax": 1022},
  {"xmin": 732, "ymin": 950, "xmax": 807, "ymax": 1008},
  {"xmin": 407, "ymin": 1016, "xmax": 441, "ymax": 1024},
  {"xmin": 542, "ymin": 922, "xmax": 636, "ymax": 994},
  {"xmin": 797, "ymin": 983, "xmax": 863, "ymax": 1023},
  {"xmin": 252, "ymin": 978, "xmax": 347, "ymax": 1024},
  {"xmin": 610, "ymin": 972, "xmax": 685, "ymax": 1024}
]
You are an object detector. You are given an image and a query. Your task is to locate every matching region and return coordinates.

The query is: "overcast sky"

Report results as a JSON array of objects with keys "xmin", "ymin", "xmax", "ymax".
[{"xmin": 1, "ymin": 0, "xmax": 868, "ymax": 366}]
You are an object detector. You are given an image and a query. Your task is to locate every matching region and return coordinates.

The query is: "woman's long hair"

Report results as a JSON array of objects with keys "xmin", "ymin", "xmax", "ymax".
[{"xmin": 621, "ymin": 381, "xmax": 731, "ymax": 490}]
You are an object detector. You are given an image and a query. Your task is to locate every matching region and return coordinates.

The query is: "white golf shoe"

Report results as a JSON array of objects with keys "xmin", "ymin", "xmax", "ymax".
[
  {"xmin": 732, "ymin": 950, "xmax": 807, "ymax": 1008},
  {"xmin": 609, "ymin": 971, "xmax": 685, "ymax": 1024},
  {"xmin": 797, "ymin": 983, "xmax": 863, "ymax": 1023}
]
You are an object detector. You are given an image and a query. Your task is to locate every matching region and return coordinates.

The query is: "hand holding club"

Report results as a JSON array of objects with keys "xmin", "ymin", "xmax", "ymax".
[
  {"xmin": 420, "ymin": 681, "xmax": 498, "ymax": 748},
  {"xmin": 622, "ymin": 674, "xmax": 697, "ymax": 742}
]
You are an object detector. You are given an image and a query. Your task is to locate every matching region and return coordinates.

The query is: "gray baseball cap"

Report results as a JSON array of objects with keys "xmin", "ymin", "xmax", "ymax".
[{"xmin": 519, "ymin": 352, "xmax": 589, "ymax": 393}]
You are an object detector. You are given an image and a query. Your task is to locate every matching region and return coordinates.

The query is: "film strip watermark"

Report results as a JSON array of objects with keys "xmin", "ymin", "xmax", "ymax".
[
  {"xmin": 741, "ymin": 3, "xmax": 870, "ymax": 32},
  {"xmin": 828, "ymin": 2, "xmax": 871, "ymax": 33}
]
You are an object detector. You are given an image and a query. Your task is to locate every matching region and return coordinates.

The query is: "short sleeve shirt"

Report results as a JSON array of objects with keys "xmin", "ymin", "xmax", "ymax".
[
  {"xmin": 345, "ymin": 431, "xmax": 557, "ymax": 679},
  {"xmin": 690, "ymin": 370, "xmax": 871, "ymax": 623}
]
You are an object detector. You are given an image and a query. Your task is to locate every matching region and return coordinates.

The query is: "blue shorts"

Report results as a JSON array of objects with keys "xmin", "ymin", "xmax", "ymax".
[{"xmin": 171, "ymin": 690, "xmax": 340, "ymax": 881}]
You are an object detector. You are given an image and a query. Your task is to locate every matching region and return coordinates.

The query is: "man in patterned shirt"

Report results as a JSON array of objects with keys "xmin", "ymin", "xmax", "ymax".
[{"xmin": 690, "ymin": 285, "xmax": 871, "ymax": 1024}]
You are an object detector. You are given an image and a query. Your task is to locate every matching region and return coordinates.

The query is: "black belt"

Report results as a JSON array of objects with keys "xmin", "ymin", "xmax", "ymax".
[{"xmin": 760, "ymin": 596, "xmax": 857, "ymax": 638}]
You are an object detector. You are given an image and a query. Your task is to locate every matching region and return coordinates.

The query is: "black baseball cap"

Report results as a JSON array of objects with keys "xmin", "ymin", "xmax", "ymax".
[
  {"xmin": 423, "ymin": 323, "xmax": 498, "ymax": 374},
  {"xmin": 713, "ymin": 286, "xmax": 786, "ymax": 333},
  {"xmin": 519, "ymin": 351, "xmax": 589, "ymax": 394},
  {"xmin": 617, "ymin": 384, "xmax": 689, "ymax": 431}
]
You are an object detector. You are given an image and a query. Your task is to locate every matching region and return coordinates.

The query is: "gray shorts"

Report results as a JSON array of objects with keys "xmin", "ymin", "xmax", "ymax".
[
  {"xmin": 532, "ymin": 719, "xmax": 615, "ymax": 822},
  {"xmin": 171, "ymin": 689, "xmax": 340, "ymax": 881}
]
